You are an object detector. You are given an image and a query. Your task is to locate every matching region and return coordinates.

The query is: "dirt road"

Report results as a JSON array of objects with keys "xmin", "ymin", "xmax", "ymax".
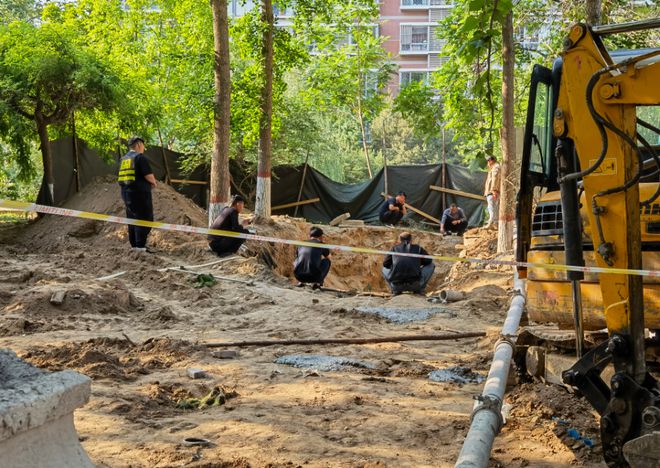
[{"xmin": 0, "ymin": 181, "xmax": 604, "ymax": 467}]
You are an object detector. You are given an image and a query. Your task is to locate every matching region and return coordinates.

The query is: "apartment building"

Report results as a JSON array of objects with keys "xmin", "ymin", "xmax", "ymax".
[
  {"xmin": 380, "ymin": 0, "xmax": 452, "ymax": 93},
  {"xmin": 228, "ymin": 0, "xmax": 452, "ymax": 95}
]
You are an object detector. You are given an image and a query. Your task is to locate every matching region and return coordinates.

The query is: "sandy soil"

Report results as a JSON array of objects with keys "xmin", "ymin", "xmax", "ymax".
[{"xmin": 0, "ymin": 180, "xmax": 605, "ymax": 467}]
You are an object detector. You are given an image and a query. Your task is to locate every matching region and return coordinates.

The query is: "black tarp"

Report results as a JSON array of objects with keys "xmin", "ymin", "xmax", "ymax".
[
  {"xmin": 271, "ymin": 163, "xmax": 486, "ymax": 227},
  {"xmin": 39, "ymin": 137, "xmax": 486, "ymax": 226},
  {"xmin": 38, "ymin": 137, "xmax": 209, "ymax": 208}
]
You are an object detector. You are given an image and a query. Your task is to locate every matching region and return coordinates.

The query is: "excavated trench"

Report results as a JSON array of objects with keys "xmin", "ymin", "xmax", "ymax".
[{"xmin": 250, "ymin": 219, "xmax": 459, "ymax": 293}]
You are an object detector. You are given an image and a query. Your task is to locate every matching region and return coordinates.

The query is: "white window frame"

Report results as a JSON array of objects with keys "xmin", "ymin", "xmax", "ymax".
[
  {"xmin": 400, "ymin": 23, "xmax": 430, "ymax": 54},
  {"xmin": 399, "ymin": 69, "xmax": 431, "ymax": 88}
]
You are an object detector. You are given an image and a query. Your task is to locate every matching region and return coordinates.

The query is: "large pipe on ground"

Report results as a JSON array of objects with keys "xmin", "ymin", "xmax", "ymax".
[
  {"xmin": 440, "ymin": 290, "xmax": 467, "ymax": 303},
  {"xmin": 455, "ymin": 278, "xmax": 525, "ymax": 468}
]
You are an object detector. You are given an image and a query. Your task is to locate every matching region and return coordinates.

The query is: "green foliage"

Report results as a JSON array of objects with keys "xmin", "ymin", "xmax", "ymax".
[
  {"xmin": 0, "ymin": 18, "xmax": 126, "ymax": 173},
  {"xmin": 393, "ymin": 82, "xmax": 443, "ymax": 141}
]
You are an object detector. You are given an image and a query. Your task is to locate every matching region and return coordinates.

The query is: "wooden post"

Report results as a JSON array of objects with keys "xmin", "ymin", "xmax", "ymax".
[
  {"xmin": 71, "ymin": 112, "xmax": 81, "ymax": 193},
  {"xmin": 429, "ymin": 185, "xmax": 486, "ymax": 201},
  {"xmin": 294, "ymin": 152, "xmax": 310, "ymax": 218},
  {"xmin": 382, "ymin": 114, "xmax": 389, "ymax": 196},
  {"xmin": 157, "ymin": 128, "xmax": 172, "ymax": 184}
]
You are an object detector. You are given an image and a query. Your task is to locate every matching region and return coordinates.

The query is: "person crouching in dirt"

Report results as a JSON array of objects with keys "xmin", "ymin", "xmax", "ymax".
[
  {"xmin": 379, "ymin": 192, "xmax": 407, "ymax": 226},
  {"xmin": 118, "ymin": 137, "xmax": 157, "ymax": 253},
  {"xmin": 293, "ymin": 227, "xmax": 331, "ymax": 289},
  {"xmin": 208, "ymin": 195, "xmax": 250, "ymax": 257},
  {"xmin": 382, "ymin": 232, "xmax": 435, "ymax": 296},
  {"xmin": 440, "ymin": 203, "xmax": 468, "ymax": 236}
]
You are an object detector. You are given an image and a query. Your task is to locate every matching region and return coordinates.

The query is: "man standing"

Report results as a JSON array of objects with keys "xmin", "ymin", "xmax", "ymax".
[
  {"xmin": 382, "ymin": 232, "xmax": 435, "ymax": 295},
  {"xmin": 293, "ymin": 227, "xmax": 331, "ymax": 289},
  {"xmin": 484, "ymin": 155, "xmax": 501, "ymax": 229},
  {"xmin": 118, "ymin": 137, "xmax": 157, "ymax": 252},
  {"xmin": 379, "ymin": 191, "xmax": 407, "ymax": 225},
  {"xmin": 440, "ymin": 203, "xmax": 468, "ymax": 236},
  {"xmin": 208, "ymin": 195, "xmax": 250, "ymax": 257}
]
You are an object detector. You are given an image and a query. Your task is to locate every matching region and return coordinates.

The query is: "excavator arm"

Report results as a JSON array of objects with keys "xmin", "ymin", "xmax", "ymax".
[{"xmin": 555, "ymin": 22, "xmax": 660, "ymax": 466}]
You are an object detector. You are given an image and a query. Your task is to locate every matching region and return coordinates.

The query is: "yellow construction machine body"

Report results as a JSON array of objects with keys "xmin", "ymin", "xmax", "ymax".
[
  {"xmin": 526, "ymin": 186, "xmax": 660, "ymax": 330},
  {"xmin": 515, "ymin": 19, "xmax": 660, "ymax": 467}
]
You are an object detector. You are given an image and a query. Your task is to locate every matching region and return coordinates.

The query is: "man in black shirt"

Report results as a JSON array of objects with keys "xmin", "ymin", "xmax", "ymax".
[
  {"xmin": 440, "ymin": 203, "xmax": 468, "ymax": 236},
  {"xmin": 382, "ymin": 232, "xmax": 435, "ymax": 295},
  {"xmin": 208, "ymin": 195, "xmax": 250, "ymax": 256},
  {"xmin": 293, "ymin": 227, "xmax": 331, "ymax": 288},
  {"xmin": 379, "ymin": 192, "xmax": 407, "ymax": 225},
  {"xmin": 118, "ymin": 137, "xmax": 157, "ymax": 252}
]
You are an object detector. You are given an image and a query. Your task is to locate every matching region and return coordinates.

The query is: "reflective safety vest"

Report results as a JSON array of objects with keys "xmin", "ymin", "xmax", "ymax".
[{"xmin": 118, "ymin": 152, "xmax": 137, "ymax": 186}]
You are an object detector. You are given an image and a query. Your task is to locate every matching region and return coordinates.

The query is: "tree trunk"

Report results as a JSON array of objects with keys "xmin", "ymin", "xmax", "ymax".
[
  {"xmin": 497, "ymin": 10, "xmax": 515, "ymax": 253},
  {"xmin": 356, "ymin": 69, "xmax": 373, "ymax": 179},
  {"xmin": 255, "ymin": 0, "xmax": 274, "ymax": 219},
  {"xmin": 586, "ymin": 0, "xmax": 602, "ymax": 25},
  {"xmin": 209, "ymin": 0, "xmax": 232, "ymax": 225},
  {"xmin": 36, "ymin": 115, "xmax": 54, "ymax": 205}
]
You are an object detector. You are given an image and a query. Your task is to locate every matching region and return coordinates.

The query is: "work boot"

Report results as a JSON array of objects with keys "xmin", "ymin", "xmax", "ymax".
[{"xmin": 296, "ymin": 282, "xmax": 305, "ymax": 288}]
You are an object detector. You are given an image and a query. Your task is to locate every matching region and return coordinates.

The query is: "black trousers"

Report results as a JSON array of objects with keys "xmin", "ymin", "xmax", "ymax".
[
  {"xmin": 445, "ymin": 219, "xmax": 468, "ymax": 235},
  {"xmin": 121, "ymin": 189, "xmax": 153, "ymax": 248},
  {"xmin": 209, "ymin": 237, "xmax": 246, "ymax": 257},
  {"xmin": 294, "ymin": 258, "xmax": 332, "ymax": 285},
  {"xmin": 379, "ymin": 210, "xmax": 403, "ymax": 225}
]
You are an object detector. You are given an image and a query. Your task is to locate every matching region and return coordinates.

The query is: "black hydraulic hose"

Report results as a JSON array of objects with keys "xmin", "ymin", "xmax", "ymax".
[
  {"xmin": 638, "ymin": 118, "xmax": 660, "ymax": 136},
  {"xmin": 558, "ymin": 67, "xmax": 611, "ymax": 183},
  {"xmin": 559, "ymin": 49, "xmax": 660, "ymax": 183},
  {"xmin": 638, "ymin": 132, "xmax": 660, "ymax": 206}
]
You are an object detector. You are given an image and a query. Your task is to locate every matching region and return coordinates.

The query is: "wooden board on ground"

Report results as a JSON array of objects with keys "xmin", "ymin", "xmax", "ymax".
[
  {"xmin": 338, "ymin": 220, "xmax": 365, "ymax": 227},
  {"xmin": 329, "ymin": 212, "xmax": 351, "ymax": 226},
  {"xmin": 272, "ymin": 198, "xmax": 320, "ymax": 211},
  {"xmin": 430, "ymin": 185, "xmax": 486, "ymax": 201},
  {"xmin": 380, "ymin": 192, "xmax": 441, "ymax": 225}
]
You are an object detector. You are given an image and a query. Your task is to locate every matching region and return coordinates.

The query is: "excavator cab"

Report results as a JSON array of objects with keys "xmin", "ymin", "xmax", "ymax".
[{"xmin": 515, "ymin": 20, "xmax": 660, "ymax": 467}]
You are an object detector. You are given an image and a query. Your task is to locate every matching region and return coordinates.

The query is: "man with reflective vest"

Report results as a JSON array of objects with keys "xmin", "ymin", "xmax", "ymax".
[{"xmin": 118, "ymin": 137, "xmax": 157, "ymax": 252}]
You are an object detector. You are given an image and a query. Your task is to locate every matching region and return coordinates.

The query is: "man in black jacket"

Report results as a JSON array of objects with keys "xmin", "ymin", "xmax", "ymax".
[
  {"xmin": 293, "ymin": 227, "xmax": 331, "ymax": 288},
  {"xmin": 382, "ymin": 232, "xmax": 435, "ymax": 295},
  {"xmin": 208, "ymin": 195, "xmax": 250, "ymax": 256},
  {"xmin": 118, "ymin": 137, "xmax": 157, "ymax": 252}
]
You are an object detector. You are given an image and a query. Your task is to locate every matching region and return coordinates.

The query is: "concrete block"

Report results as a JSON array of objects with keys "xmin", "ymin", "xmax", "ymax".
[
  {"xmin": 0, "ymin": 349, "xmax": 93, "ymax": 468},
  {"xmin": 49, "ymin": 290, "xmax": 66, "ymax": 306},
  {"xmin": 187, "ymin": 368, "xmax": 207, "ymax": 379},
  {"xmin": 212, "ymin": 350, "xmax": 239, "ymax": 359}
]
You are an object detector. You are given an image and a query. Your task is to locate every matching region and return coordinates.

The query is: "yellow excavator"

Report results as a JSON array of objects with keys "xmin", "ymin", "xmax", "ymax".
[{"xmin": 515, "ymin": 19, "xmax": 660, "ymax": 467}]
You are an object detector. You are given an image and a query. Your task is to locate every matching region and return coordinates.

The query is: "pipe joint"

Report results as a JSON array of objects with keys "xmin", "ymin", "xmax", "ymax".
[
  {"xmin": 496, "ymin": 335, "xmax": 517, "ymax": 349},
  {"xmin": 471, "ymin": 394, "xmax": 504, "ymax": 432}
]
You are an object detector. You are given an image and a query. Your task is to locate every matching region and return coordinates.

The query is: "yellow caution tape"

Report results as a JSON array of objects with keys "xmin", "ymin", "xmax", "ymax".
[{"xmin": 2, "ymin": 198, "xmax": 658, "ymax": 278}]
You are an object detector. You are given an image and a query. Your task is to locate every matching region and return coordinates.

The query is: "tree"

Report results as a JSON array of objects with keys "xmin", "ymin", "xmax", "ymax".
[
  {"xmin": 255, "ymin": 0, "xmax": 275, "ymax": 219},
  {"xmin": 0, "ymin": 21, "xmax": 124, "ymax": 204},
  {"xmin": 498, "ymin": 10, "xmax": 515, "ymax": 252},
  {"xmin": 586, "ymin": 0, "xmax": 602, "ymax": 25},
  {"xmin": 304, "ymin": 19, "xmax": 394, "ymax": 179},
  {"xmin": 210, "ymin": 0, "xmax": 232, "ymax": 223}
]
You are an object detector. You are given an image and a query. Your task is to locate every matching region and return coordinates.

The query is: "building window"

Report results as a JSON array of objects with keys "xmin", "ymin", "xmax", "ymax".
[
  {"xmin": 400, "ymin": 25, "xmax": 429, "ymax": 52},
  {"xmin": 400, "ymin": 71, "xmax": 429, "ymax": 88},
  {"xmin": 401, "ymin": 0, "xmax": 429, "ymax": 6}
]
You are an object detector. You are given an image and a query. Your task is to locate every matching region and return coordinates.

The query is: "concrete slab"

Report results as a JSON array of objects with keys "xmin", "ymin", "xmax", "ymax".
[{"xmin": 0, "ymin": 349, "xmax": 93, "ymax": 468}]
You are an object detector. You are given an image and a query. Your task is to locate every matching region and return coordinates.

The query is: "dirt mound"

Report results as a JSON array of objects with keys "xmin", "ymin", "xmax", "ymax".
[
  {"xmin": 249, "ymin": 218, "xmax": 458, "ymax": 293},
  {"xmin": 21, "ymin": 337, "xmax": 206, "ymax": 381},
  {"xmin": 9, "ymin": 176, "xmax": 209, "ymax": 257}
]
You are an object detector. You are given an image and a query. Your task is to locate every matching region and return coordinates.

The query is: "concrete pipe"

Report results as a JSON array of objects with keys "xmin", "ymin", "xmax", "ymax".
[
  {"xmin": 455, "ymin": 279, "xmax": 525, "ymax": 468},
  {"xmin": 440, "ymin": 290, "xmax": 467, "ymax": 303}
]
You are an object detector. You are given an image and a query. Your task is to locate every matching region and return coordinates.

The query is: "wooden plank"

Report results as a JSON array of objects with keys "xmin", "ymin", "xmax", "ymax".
[
  {"xmin": 430, "ymin": 185, "xmax": 486, "ymax": 201},
  {"xmin": 272, "ymin": 197, "xmax": 320, "ymax": 211},
  {"xmin": 381, "ymin": 193, "xmax": 441, "ymax": 225},
  {"xmin": 170, "ymin": 178, "xmax": 209, "ymax": 185}
]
